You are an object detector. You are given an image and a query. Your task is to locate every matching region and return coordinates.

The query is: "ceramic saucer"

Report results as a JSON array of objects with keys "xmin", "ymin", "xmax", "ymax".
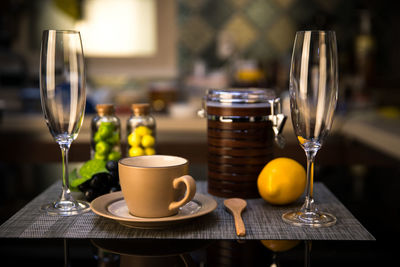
[{"xmin": 90, "ymin": 191, "xmax": 217, "ymax": 229}]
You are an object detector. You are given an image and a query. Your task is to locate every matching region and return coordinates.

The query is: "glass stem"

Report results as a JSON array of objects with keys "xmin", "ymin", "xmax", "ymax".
[
  {"xmin": 304, "ymin": 241, "xmax": 312, "ymax": 267},
  {"xmin": 60, "ymin": 143, "xmax": 73, "ymax": 202},
  {"xmin": 64, "ymin": 238, "xmax": 70, "ymax": 267},
  {"xmin": 303, "ymin": 149, "xmax": 317, "ymax": 212}
]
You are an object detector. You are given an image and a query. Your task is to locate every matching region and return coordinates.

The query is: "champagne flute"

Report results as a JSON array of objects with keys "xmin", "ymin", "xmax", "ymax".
[
  {"xmin": 282, "ymin": 31, "xmax": 338, "ymax": 227},
  {"xmin": 40, "ymin": 30, "xmax": 90, "ymax": 215}
]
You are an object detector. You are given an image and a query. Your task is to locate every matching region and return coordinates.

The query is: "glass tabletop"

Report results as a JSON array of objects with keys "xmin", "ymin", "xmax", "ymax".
[
  {"xmin": 0, "ymin": 161, "xmax": 398, "ymax": 266},
  {"xmin": 0, "ymin": 238, "xmax": 382, "ymax": 266}
]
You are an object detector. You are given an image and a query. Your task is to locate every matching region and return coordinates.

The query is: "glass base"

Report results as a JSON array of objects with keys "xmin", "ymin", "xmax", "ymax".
[
  {"xmin": 41, "ymin": 200, "xmax": 90, "ymax": 216},
  {"xmin": 282, "ymin": 210, "xmax": 336, "ymax": 227}
]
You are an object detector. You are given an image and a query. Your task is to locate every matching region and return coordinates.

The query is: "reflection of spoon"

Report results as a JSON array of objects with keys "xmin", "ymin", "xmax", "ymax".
[{"xmin": 224, "ymin": 198, "xmax": 247, "ymax": 237}]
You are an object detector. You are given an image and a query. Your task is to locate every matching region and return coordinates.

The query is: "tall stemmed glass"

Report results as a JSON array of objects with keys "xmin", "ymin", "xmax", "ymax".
[
  {"xmin": 40, "ymin": 30, "xmax": 90, "ymax": 215},
  {"xmin": 282, "ymin": 31, "xmax": 338, "ymax": 227}
]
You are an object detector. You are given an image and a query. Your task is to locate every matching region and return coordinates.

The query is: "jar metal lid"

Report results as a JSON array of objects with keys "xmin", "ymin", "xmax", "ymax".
[{"xmin": 206, "ymin": 88, "xmax": 276, "ymax": 105}]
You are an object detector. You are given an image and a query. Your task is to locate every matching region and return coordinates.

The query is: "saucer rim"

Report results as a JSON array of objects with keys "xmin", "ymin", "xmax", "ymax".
[{"xmin": 90, "ymin": 191, "xmax": 217, "ymax": 227}]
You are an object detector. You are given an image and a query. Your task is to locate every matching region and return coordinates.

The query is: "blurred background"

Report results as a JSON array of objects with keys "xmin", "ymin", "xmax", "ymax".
[
  {"xmin": 0, "ymin": 0, "xmax": 399, "ymax": 115},
  {"xmin": 0, "ymin": 0, "xmax": 399, "ymax": 259}
]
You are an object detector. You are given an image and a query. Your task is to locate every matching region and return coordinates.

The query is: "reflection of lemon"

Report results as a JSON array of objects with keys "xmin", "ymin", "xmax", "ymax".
[
  {"xmin": 129, "ymin": 147, "xmax": 144, "ymax": 157},
  {"xmin": 260, "ymin": 240, "xmax": 300, "ymax": 252},
  {"xmin": 141, "ymin": 135, "xmax": 155, "ymax": 148},
  {"xmin": 257, "ymin": 157, "xmax": 306, "ymax": 205},
  {"xmin": 145, "ymin": 147, "xmax": 156, "ymax": 155},
  {"xmin": 297, "ymin": 136, "xmax": 307, "ymax": 145},
  {"xmin": 128, "ymin": 133, "xmax": 141, "ymax": 147},
  {"xmin": 134, "ymin": 126, "xmax": 152, "ymax": 136}
]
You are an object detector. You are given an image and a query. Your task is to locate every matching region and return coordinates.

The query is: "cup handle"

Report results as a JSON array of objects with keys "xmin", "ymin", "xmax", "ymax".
[{"xmin": 169, "ymin": 175, "xmax": 196, "ymax": 211}]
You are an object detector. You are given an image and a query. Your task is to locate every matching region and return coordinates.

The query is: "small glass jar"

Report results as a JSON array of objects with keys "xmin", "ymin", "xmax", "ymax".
[
  {"xmin": 127, "ymin": 103, "xmax": 156, "ymax": 157},
  {"xmin": 91, "ymin": 104, "xmax": 122, "ymax": 161}
]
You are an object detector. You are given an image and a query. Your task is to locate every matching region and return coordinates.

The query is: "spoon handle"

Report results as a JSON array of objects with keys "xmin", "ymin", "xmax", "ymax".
[{"xmin": 233, "ymin": 210, "xmax": 246, "ymax": 237}]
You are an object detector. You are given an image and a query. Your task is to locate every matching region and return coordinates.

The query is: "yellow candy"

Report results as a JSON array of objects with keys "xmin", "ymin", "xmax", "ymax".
[
  {"xmin": 128, "ymin": 132, "xmax": 141, "ymax": 147},
  {"xmin": 141, "ymin": 134, "xmax": 155, "ymax": 148},
  {"xmin": 134, "ymin": 126, "xmax": 152, "ymax": 137},
  {"xmin": 129, "ymin": 147, "xmax": 144, "ymax": 157},
  {"xmin": 145, "ymin": 147, "xmax": 156, "ymax": 155}
]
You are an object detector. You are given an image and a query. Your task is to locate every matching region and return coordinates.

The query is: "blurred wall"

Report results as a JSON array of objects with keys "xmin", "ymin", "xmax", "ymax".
[
  {"xmin": 177, "ymin": 0, "xmax": 400, "ymax": 103},
  {"xmin": 0, "ymin": 0, "xmax": 399, "ymax": 114}
]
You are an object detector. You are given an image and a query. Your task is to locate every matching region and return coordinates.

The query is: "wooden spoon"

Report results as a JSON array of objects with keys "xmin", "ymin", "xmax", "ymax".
[{"xmin": 224, "ymin": 198, "xmax": 247, "ymax": 237}]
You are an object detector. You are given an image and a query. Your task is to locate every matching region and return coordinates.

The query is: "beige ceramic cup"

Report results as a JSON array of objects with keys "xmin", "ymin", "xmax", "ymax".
[{"xmin": 118, "ymin": 155, "xmax": 197, "ymax": 218}]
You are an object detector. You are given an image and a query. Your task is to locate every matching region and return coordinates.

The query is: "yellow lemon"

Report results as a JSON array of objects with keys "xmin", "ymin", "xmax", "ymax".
[
  {"xmin": 129, "ymin": 147, "xmax": 144, "ymax": 157},
  {"xmin": 141, "ymin": 134, "xmax": 155, "ymax": 148},
  {"xmin": 145, "ymin": 147, "xmax": 156, "ymax": 155},
  {"xmin": 260, "ymin": 240, "xmax": 300, "ymax": 252},
  {"xmin": 257, "ymin": 157, "xmax": 306, "ymax": 205},
  {"xmin": 128, "ymin": 132, "xmax": 141, "ymax": 147},
  {"xmin": 134, "ymin": 126, "xmax": 152, "ymax": 137}
]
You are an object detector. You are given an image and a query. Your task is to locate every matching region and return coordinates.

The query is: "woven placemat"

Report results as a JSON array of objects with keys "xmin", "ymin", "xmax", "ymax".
[{"xmin": 0, "ymin": 181, "xmax": 374, "ymax": 240}]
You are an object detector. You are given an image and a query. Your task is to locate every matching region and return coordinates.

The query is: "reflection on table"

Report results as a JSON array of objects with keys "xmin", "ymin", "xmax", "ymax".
[{"xmin": 0, "ymin": 238, "xmax": 381, "ymax": 266}]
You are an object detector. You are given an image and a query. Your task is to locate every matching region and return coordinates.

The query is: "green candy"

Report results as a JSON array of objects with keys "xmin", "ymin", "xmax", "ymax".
[
  {"xmin": 95, "ymin": 141, "xmax": 110, "ymax": 155},
  {"xmin": 94, "ymin": 152, "xmax": 107, "ymax": 160},
  {"xmin": 93, "ymin": 131, "xmax": 102, "ymax": 143},
  {"xmin": 97, "ymin": 122, "xmax": 115, "ymax": 139},
  {"xmin": 106, "ymin": 132, "xmax": 120, "ymax": 145},
  {"xmin": 107, "ymin": 151, "xmax": 122, "ymax": 161}
]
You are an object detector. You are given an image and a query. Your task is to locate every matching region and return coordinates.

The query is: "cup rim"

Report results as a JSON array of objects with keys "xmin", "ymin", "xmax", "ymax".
[{"xmin": 119, "ymin": 155, "xmax": 188, "ymax": 169}]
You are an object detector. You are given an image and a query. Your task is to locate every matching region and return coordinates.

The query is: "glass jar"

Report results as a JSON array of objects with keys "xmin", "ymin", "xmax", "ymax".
[
  {"xmin": 203, "ymin": 88, "xmax": 285, "ymax": 198},
  {"xmin": 91, "ymin": 104, "xmax": 122, "ymax": 161},
  {"xmin": 127, "ymin": 103, "xmax": 156, "ymax": 157}
]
